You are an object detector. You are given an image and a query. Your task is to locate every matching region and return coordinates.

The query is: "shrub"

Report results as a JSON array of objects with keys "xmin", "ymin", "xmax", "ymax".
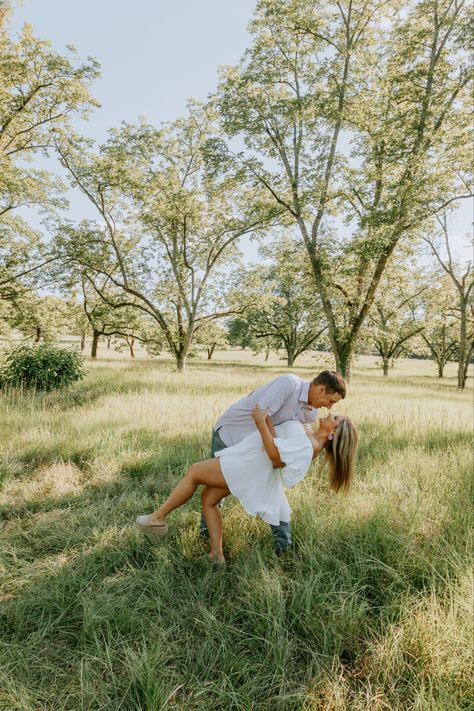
[{"xmin": 0, "ymin": 343, "xmax": 85, "ymax": 391}]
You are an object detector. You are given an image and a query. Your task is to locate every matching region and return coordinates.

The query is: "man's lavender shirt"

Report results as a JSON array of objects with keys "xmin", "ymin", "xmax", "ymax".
[{"xmin": 214, "ymin": 374, "xmax": 318, "ymax": 447}]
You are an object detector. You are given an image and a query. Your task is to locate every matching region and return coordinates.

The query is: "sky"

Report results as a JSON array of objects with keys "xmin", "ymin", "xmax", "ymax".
[
  {"xmin": 8, "ymin": 0, "xmax": 473, "ymax": 265},
  {"xmin": 10, "ymin": 0, "xmax": 258, "ymax": 135},
  {"xmin": 9, "ymin": 0, "xmax": 267, "ymax": 261}
]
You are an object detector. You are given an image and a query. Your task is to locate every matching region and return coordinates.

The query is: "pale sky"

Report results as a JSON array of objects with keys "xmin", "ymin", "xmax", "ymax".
[
  {"xmin": 11, "ymin": 0, "xmax": 258, "ymax": 136},
  {"xmin": 8, "ymin": 0, "xmax": 473, "ymax": 264},
  {"xmin": 9, "ymin": 0, "xmax": 263, "ymax": 260}
]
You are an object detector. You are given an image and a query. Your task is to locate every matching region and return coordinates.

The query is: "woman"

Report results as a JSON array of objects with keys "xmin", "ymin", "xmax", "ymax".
[{"xmin": 136, "ymin": 406, "xmax": 358, "ymax": 565}]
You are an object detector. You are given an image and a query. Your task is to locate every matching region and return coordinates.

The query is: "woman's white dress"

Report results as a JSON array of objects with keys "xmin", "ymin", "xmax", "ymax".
[{"xmin": 215, "ymin": 420, "xmax": 313, "ymax": 525}]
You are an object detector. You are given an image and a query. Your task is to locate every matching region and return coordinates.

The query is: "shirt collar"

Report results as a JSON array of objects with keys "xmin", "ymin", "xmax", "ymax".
[{"xmin": 299, "ymin": 381, "xmax": 311, "ymax": 405}]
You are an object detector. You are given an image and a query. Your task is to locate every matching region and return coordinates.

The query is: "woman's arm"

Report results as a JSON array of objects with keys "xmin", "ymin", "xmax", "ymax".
[
  {"xmin": 252, "ymin": 405, "xmax": 286, "ymax": 468},
  {"xmin": 265, "ymin": 415, "xmax": 277, "ymax": 438}
]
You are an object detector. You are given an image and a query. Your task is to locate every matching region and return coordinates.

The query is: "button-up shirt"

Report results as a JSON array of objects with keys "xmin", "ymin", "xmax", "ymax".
[{"xmin": 214, "ymin": 374, "xmax": 317, "ymax": 446}]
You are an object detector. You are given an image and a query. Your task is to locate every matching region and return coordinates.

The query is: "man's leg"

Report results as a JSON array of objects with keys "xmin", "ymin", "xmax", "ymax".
[
  {"xmin": 270, "ymin": 521, "xmax": 292, "ymax": 553},
  {"xmin": 200, "ymin": 427, "xmax": 227, "ymax": 538}
]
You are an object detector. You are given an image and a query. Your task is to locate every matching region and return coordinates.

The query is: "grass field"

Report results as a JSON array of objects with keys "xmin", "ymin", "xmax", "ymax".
[{"xmin": 0, "ymin": 351, "xmax": 472, "ymax": 710}]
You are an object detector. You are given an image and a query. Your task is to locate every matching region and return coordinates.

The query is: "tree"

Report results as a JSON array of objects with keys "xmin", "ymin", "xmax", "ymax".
[
  {"xmin": 235, "ymin": 237, "xmax": 326, "ymax": 366},
  {"xmin": 418, "ymin": 273, "xmax": 458, "ymax": 377},
  {"xmin": 193, "ymin": 320, "xmax": 228, "ymax": 360},
  {"xmin": 423, "ymin": 214, "xmax": 473, "ymax": 388},
  {"xmin": 365, "ymin": 259, "xmax": 430, "ymax": 375},
  {"xmin": 215, "ymin": 0, "xmax": 472, "ymax": 377},
  {"xmin": 55, "ymin": 103, "xmax": 279, "ymax": 371},
  {"xmin": 80, "ymin": 278, "xmax": 149, "ymax": 360},
  {"xmin": 9, "ymin": 293, "xmax": 70, "ymax": 342},
  {"xmin": 227, "ymin": 316, "xmax": 278, "ymax": 361},
  {"xmin": 0, "ymin": 4, "xmax": 99, "ymax": 305},
  {"xmin": 65, "ymin": 291, "xmax": 90, "ymax": 351},
  {"xmin": 0, "ymin": 296, "xmax": 14, "ymax": 340},
  {"xmin": 227, "ymin": 317, "xmax": 255, "ymax": 350}
]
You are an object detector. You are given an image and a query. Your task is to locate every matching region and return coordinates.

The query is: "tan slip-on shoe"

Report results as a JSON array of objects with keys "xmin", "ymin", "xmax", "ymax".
[{"xmin": 136, "ymin": 514, "xmax": 168, "ymax": 536}]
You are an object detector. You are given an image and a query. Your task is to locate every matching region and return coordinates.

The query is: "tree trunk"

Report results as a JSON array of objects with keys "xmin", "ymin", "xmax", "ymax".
[
  {"xmin": 462, "ymin": 341, "xmax": 473, "ymax": 387},
  {"xmin": 457, "ymin": 301, "xmax": 467, "ymax": 389},
  {"xmin": 287, "ymin": 350, "xmax": 295, "ymax": 367},
  {"xmin": 91, "ymin": 330, "xmax": 100, "ymax": 360},
  {"xmin": 34, "ymin": 325, "xmax": 41, "ymax": 342},
  {"xmin": 129, "ymin": 337, "xmax": 135, "ymax": 358},
  {"xmin": 383, "ymin": 358, "xmax": 389, "ymax": 377},
  {"xmin": 438, "ymin": 325, "xmax": 446, "ymax": 377},
  {"xmin": 80, "ymin": 330, "xmax": 86, "ymax": 351},
  {"xmin": 175, "ymin": 350, "xmax": 186, "ymax": 372},
  {"xmin": 265, "ymin": 345, "xmax": 270, "ymax": 361},
  {"xmin": 207, "ymin": 343, "xmax": 216, "ymax": 360},
  {"xmin": 334, "ymin": 342, "xmax": 353, "ymax": 381},
  {"xmin": 107, "ymin": 336, "xmax": 112, "ymax": 350}
]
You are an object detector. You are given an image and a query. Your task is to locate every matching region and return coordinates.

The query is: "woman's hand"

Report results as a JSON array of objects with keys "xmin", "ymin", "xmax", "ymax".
[
  {"xmin": 252, "ymin": 404, "xmax": 285, "ymax": 467},
  {"xmin": 252, "ymin": 404, "xmax": 269, "ymax": 425}
]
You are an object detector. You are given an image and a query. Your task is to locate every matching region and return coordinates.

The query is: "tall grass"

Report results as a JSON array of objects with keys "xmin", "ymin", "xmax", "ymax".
[{"xmin": 0, "ymin": 356, "xmax": 472, "ymax": 710}]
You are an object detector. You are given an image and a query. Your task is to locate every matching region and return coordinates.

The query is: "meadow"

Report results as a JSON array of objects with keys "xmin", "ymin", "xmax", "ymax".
[{"xmin": 0, "ymin": 348, "xmax": 472, "ymax": 711}]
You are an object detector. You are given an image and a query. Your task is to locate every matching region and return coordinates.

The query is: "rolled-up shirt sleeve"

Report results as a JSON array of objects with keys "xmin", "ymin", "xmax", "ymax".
[{"xmin": 257, "ymin": 376, "xmax": 295, "ymax": 416}]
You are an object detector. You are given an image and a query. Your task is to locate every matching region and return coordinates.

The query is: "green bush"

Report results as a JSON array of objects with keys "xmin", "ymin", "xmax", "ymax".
[{"xmin": 0, "ymin": 343, "xmax": 85, "ymax": 391}]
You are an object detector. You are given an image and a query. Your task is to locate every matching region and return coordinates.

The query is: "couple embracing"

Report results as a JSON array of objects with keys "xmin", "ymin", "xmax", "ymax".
[{"xmin": 136, "ymin": 370, "xmax": 358, "ymax": 566}]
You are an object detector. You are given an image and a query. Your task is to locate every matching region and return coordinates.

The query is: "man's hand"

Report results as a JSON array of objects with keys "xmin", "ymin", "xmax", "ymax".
[{"xmin": 252, "ymin": 404, "xmax": 269, "ymax": 425}]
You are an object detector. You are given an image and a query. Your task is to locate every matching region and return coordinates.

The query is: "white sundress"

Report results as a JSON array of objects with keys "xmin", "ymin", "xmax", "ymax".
[{"xmin": 215, "ymin": 420, "xmax": 314, "ymax": 526}]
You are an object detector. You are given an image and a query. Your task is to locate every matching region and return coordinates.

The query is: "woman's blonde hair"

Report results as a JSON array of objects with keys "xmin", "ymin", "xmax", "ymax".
[{"xmin": 323, "ymin": 417, "xmax": 358, "ymax": 493}]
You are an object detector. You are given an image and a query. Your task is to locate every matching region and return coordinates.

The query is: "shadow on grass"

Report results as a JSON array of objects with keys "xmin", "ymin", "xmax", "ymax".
[
  {"xmin": 0, "ymin": 462, "xmax": 470, "ymax": 710},
  {"xmin": 2, "ymin": 414, "xmax": 470, "ymax": 522},
  {"xmin": 1, "ymin": 396, "xmax": 471, "ymax": 707},
  {"xmin": 0, "ymin": 431, "xmax": 209, "ymax": 520}
]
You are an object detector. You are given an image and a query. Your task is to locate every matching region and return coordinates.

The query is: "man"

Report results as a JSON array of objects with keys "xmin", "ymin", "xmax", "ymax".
[{"xmin": 202, "ymin": 370, "xmax": 346, "ymax": 553}]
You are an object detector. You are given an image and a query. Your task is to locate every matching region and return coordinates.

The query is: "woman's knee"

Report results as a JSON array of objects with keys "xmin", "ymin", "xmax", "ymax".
[
  {"xmin": 201, "ymin": 485, "xmax": 213, "ymax": 507},
  {"xmin": 201, "ymin": 486, "xmax": 227, "ymax": 508},
  {"xmin": 186, "ymin": 463, "xmax": 200, "ymax": 483}
]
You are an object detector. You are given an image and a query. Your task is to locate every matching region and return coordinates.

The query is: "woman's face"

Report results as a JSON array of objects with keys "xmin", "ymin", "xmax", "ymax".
[{"xmin": 319, "ymin": 413, "xmax": 343, "ymax": 435}]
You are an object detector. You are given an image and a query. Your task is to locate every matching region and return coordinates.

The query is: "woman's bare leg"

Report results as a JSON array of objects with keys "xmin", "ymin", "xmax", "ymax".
[
  {"xmin": 201, "ymin": 486, "xmax": 230, "ymax": 561},
  {"xmin": 148, "ymin": 459, "xmax": 227, "ymax": 525}
]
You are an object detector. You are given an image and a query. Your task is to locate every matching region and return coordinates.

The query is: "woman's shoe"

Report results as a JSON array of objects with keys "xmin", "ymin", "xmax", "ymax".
[{"xmin": 136, "ymin": 514, "xmax": 168, "ymax": 536}]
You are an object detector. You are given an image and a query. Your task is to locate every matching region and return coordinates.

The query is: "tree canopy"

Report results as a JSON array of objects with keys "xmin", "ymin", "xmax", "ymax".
[
  {"xmin": 0, "ymin": 0, "xmax": 471, "ymax": 382},
  {"xmin": 214, "ymin": 0, "xmax": 472, "ymax": 376},
  {"xmin": 0, "ymin": 4, "xmax": 99, "ymax": 307}
]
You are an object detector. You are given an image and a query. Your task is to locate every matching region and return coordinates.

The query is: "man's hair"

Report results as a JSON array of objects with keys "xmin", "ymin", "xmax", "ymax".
[{"xmin": 312, "ymin": 370, "xmax": 346, "ymax": 398}]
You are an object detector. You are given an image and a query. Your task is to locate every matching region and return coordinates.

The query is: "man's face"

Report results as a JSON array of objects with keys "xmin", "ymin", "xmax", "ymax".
[{"xmin": 310, "ymin": 385, "xmax": 342, "ymax": 409}]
